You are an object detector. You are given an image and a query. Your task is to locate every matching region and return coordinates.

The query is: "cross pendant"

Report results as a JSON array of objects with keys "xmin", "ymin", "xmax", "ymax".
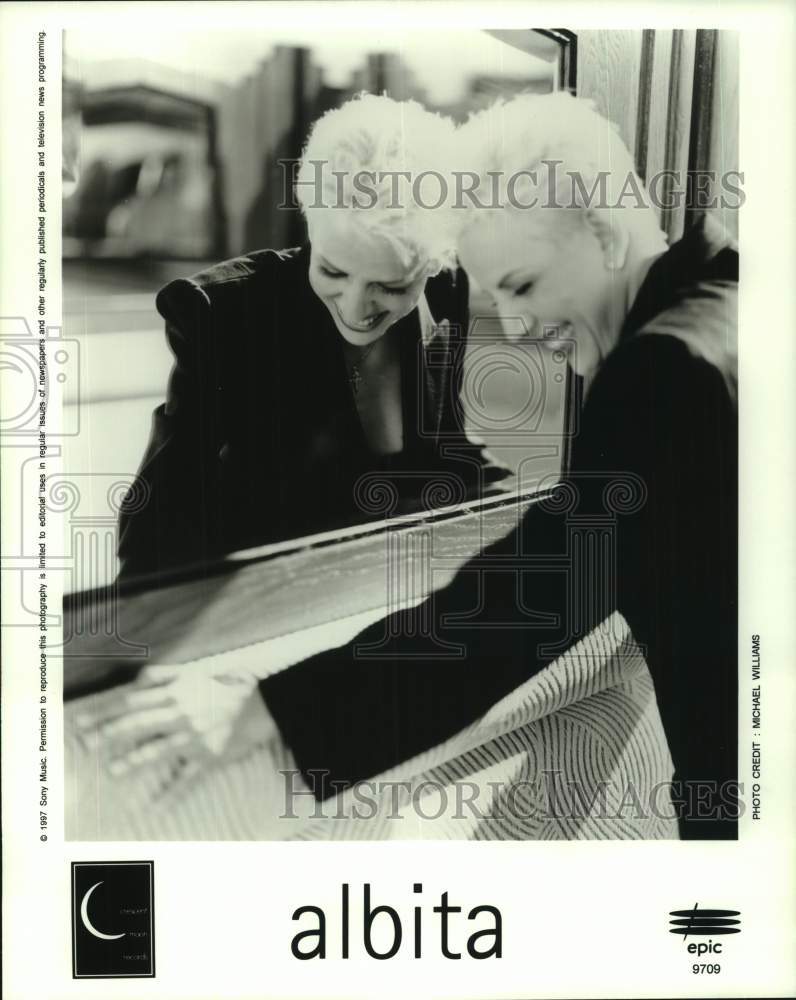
[{"xmin": 349, "ymin": 364, "xmax": 362, "ymax": 394}]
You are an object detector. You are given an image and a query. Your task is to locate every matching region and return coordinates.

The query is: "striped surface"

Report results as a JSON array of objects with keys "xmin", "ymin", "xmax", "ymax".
[{"xmin": 65, "ymin": 612, "xmax": 677, "ymax": 841}]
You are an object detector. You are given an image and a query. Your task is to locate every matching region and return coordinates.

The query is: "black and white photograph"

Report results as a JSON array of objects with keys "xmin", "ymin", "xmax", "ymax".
[
  {"xmin": 59, "ymin": 23, "xmax": 740, "ymax": 843},
  {"xmin": 1, "ymin": 3, "xmax": 794, "ymax": 998}
]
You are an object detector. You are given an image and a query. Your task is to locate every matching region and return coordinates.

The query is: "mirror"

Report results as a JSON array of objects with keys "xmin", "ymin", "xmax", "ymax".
[{"xmin": 62, "ymin": 28, "xmax": 569, "ymax": 587}]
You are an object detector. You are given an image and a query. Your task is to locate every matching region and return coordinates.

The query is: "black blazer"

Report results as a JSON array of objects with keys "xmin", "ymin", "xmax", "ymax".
[
  {"xmin": 260, "ymin": 215, "xmax": 739, "ymax": 840},
  {"xmin": 118, "ymin": 246, "xmax": 499, "ymax": 578}
]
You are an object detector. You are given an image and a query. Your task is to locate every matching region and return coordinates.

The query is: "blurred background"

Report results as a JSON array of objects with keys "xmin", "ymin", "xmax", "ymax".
[
  {"xmin": 63, "ymin": 30, "xmax": 562, "ymax": 261},
  {"xmin": 62, "ymin": 28, "xmax": 570, "ymax": 570}
]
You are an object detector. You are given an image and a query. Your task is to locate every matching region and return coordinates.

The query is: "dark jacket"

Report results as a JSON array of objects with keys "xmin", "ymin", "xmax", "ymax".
[
  {"xmin": 118, "ymin": 246, "xmax": 501, "ymax": 579},
  {"xmin": 260, "ymin": 215, "xmax": 739, "ymax": 840}
]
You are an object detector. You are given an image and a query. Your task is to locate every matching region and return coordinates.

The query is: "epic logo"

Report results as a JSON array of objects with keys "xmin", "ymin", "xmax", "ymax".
[{"xmin": 669, "ymin": 905, "xmax": 742, "ymax": 946}]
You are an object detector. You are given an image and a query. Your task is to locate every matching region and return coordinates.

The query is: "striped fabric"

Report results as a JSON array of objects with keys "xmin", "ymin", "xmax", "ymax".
[{"xmin": 65, "ymin": 612, "xmax": 678, "ymax": 841}]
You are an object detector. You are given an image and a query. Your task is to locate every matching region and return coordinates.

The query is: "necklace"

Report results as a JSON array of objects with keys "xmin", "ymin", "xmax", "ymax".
[{"xmin": 347, "ymin": 342, "xmax": 377, "ymax": 395}]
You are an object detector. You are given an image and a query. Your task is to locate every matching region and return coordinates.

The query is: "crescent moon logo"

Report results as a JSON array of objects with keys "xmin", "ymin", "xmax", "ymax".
[{"xmin": 80, "ymin": 881, "xmax": 126, "ymax": 941}]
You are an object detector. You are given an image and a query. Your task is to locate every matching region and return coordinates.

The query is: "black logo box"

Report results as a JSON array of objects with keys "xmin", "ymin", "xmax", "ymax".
[{"xmin": 71, "ymin": 861, "xmax": 155, "ymax": 979}]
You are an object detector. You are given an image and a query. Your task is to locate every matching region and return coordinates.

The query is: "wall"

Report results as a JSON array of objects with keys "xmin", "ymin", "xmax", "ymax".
[{"xmin": 577, "ymin": 29, "xmax": 740, "ymax": 242}]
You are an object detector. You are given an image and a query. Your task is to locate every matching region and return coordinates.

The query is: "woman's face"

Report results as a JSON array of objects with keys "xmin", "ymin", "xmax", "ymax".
[
  {"xmin": 308, "ymin": 213, "xmax": 429, "ymax": 347},
  {"xmin": 457, "ymin": 207, "xmax": 619, "ymax": 377}
]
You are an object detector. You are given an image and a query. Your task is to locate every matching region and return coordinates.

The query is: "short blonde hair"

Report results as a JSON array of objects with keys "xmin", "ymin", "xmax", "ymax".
[
  {"xmin": 296, "ymin": 93, "xmax": 459, "ymax": 273},
  {"xmin": 453, "ymin": 92, "xmax": 666, "ymax": 251}
]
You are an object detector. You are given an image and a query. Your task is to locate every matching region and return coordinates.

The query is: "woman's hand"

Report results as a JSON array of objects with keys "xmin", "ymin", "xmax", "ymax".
[{"xmin": 75, "ymin": 664, "xmax": 278, "ymax": 791}]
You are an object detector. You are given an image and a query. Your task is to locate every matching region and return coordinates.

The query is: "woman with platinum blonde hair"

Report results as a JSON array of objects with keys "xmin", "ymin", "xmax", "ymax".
[
  {"xmin": 249, "ymin": 93, "xmax": 738, "ymax": 841},
  {"xmin": 118, "ymin": 93, "xmax": 508, "ymax": 577},
  {"xmin": 295, "ymin": 92, "xmax": 462, "ymax": 322},
  {"xmin": 452, "ymin": 91, "xmax": 670, "ymax": 375}
]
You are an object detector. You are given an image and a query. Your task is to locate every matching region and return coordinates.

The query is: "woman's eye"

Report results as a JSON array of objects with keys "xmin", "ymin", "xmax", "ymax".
[
  {"xmin": 514, "ymin": 281, "xmax": 534, "ymax": 297},
  {"xmin": 320, "ymin": 266, "xmax": 346, "ymax": 279},
  {"xmin": 379, "ymin": 284, "xmax": 408, "ymax": 296}
]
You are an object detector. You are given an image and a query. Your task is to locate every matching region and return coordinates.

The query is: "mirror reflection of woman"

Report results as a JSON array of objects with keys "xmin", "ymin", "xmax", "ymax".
[
  {"xmin": 253, "ymin": 94, "xmax": 739, "ymax": 840},
  {"xmin": 118, "ymin": 94, "xmax": 509, "ymax": 579}
]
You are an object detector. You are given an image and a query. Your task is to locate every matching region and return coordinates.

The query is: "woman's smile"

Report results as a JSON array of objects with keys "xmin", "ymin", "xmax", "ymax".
[
  {"xmin": 307, "ymin": 213, "xmax": 429, "ymax": 346},
  {"xmin": 458, "ymin": 209, "xmax": 619, "ymax": 378},
  {"xmin": 333, "ymin": 304, "xmax": 390, "ymax": 333}
]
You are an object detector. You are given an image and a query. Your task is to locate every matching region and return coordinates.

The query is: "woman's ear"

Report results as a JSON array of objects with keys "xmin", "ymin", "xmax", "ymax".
[{"xmin": 584, "ymin": 209, "xmax": 630, "ymax": 271}]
